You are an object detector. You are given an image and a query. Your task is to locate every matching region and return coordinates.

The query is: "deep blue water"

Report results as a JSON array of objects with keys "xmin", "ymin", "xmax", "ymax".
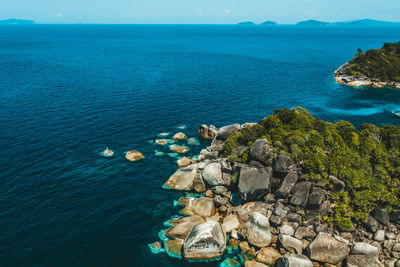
[{"xmin": 1, "ymin": 25, "xmax": 400, "ymax": 266}]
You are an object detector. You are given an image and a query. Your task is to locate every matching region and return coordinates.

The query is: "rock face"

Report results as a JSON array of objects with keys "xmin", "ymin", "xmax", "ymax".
[
  {"xmin": 239, "ymin": 212, "xmax": 272, "ymax": 247},
  {"xmin": 307, "ymin": 232, "xmax": 350, "ymax": 264},
  {"xmin": 238, "ymin": 166, "xmax": 272, "ymax": 201},
  {"xmin": 306, "ymin": 187, "xmax": 327, "ymax": 210},
  {"xmin": 125, "ymin": 150, "xmax": 144, "ymax": 161},
  {"xmin": 198, "ymin": 124, "xmax": 218, "ymax": 140},
  {"xmin": 183, "ymin": 221, "xmax": 226, "ymax": 260},
  {"xmin": 290, "ymin": 181, "xmax": 311, "ymax": 208},
  {"xmin": 249, "ymin": 139, "xmax": 273, "ymax": 166},
  {"xmin": 275, "ymin": 254, "xmax": 313, "ymax": 267},
  {"xmin": 163, "ymin": 164, "xmax": 198, "ymax": 191},
  {"xmin": 202, "ymin": 162, "xmax": 225, "ymax": 186},
  {"xmin": 217, "ymin": 124, "xmax": 240, "ymax": 141}
]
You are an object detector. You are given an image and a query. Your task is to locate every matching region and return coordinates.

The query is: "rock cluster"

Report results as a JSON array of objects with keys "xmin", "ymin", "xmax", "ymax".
[{"xmin": 155, "ymin": 123, "xmax": 400, "ymax": 266}]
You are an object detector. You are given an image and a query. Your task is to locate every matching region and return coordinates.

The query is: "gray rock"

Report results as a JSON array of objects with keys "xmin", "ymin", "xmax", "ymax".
[
  {"xmin": 387, "ymin": 232, "xmax": 397, "ymax": 239},
  {"xmin": 374, "ymin": 230, "xmax": 385, "ymax": 242},
  {"xmin": 274, "ymin": 155, "xmax": 292, "ymax": 174},
  {"xmin": 290, "ymin": 181, "xmax": 311, "ymax": 208},
  {"xmin": 366, "ymin": 215, "xmax": 380, "ymax": 233},
  {"xmin": 222, "ymin": 214, "xmax": 240, "ymax": 233},
  {"xmin": 239, "ymin": 212, "xmax": 272, "ymax": 247},
  {"xmin": 249, "ymin": 160, "xmax": 265, "ymax": 168},
  {"xmin": 351, "ymin": 242, "xmax": 379, "ymax": 255},
  {"xmin": 276, "ymin": 172, "xmax": 298, "ymax": 198},
  {"xmin": 270, "ymin": 215, "xmax": 283, "ymax": 226},
  {"xmin": 287, "ymin": 213, "xmax": 302, "ymax": 224},
  {"xmin": 374, "ymin": 208, "xmax": 390, "ymax": 225},
  {"xmin": 166, "ymin": 215, "xmax": 206, "ymax": 239},
  {"xmin": 307, "ymin": 232, "xmax": 350, "ymax": 264},
  {"xmin": 295, "ymin": 227, "xmax": 316, "ymax": 240},
  {"xmin": 275, "ymin": 254, "xmax": 313, "ymax": 267},
  {"xmin": 249, "ymin": 139, "xmax": 273, "ymax": 166},
  {"xmin": 384, "ymin": 239, "xmax": 396, "ymax": 251},
  {"xmin": 390, "ymin": 210, "xmax": 400, "ymax": 224},
  {"xmin": 278, "ymin": 234, "xmax": 303, "ymax": 254},
  {"xmin": 193, "ymin": 173, "xmax": 206, "ymax": 193},
  {"xmin": 346, "ymin": 254, "xmax": 381, "ymax": 267},
  {"xmin": 393, "ymin": 243, "xmax": 400, "ymax": 252},
  {"xmin": 307, "ymin": 187, "xmax": 327, "ymax": 210},
  {"xmin": 237, "ymin": 202, "xmax": 272, "ymax": 222},
  {"xmin": 238, "ymin": 166, "xmax": 272, "ymax": 201},
  {"xmin": 264, "ymin": 193, "xmax": 276, "ymax": 203},
  {"xmin": 280, "ymin": 225, "xmax": 295, "ymax": 236},
  {"xmin": 163, "ymin": 164, "xmax": 198, "ymax": 191},
  {"xmin": 198, "ymin": 124, "xmax": 218, "ymax": 140},
  {"xmin": 183, "ymin": 221, "xmax": 226, "ymax": 260},
  {"xmin": 213, "ymin": 195, "xmax": 229, "ymax": 207},
  {"xmin": 328, "ymin": 175, "xmax": 345, "ymax": 191},
  {"xmin": 187, "ymin": 197, "xmax": 216, "ymax": 218},
  {"xmin": 217, "ymin": 124, "xmax": 240, "ymax": 141},
  {"xmin": 202, "ymin": 162, "xmax": 225, "ymax": 186}
]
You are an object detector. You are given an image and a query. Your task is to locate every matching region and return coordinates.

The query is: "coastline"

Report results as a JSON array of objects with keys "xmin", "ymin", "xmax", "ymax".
[
  {"xmin": 334, "ymin": 62, "xmax": 400, "ymax": 89},
  {"xmin": 151, "ymin": 121, "xmax": 400, "ymax": 266}
]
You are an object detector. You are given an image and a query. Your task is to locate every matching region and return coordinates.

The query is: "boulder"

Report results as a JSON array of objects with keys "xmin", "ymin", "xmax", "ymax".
[
  {"xmin": 213, "ymin": 195, "xmax": 229, "ymax": 207},
  {"xmin": 290, "ymin": 181, "xmax": 311, "ymax": 208},
  {"xmin": 125, "ymin": 150, "xmax": 144, "ymax": 161},
  {"xmin": 278, "ymin": 234, "xmax": 303, "ymax": 254},
  {"xmin": 164, "ymin": 239, "xmax": 183, "ymax": 258},
  {"xmin": 373, "ymin": 208, "xmax": 390, "ymax": 225},
  {"xmin": 166, "ymin": 215, "xmax": 205, "ymax": 239},
  {"xmin": 295, "ymin": 227, "xmax": 316, "ymax": 240},
  {"xmin": 374, "ymin": 230, "xmax": 385, "ymax": 242},
  {"xmin": 202, "ymin": 162, "xmax": 225, "ymax": 186},
  {"xmin": 274, "ymin": 155, "xmax": 292, "ymax": 174},
  {"xmin": 173, "ymin": 132, "xmax": 187, "ymax": 141},
  {"xmin": 217, "ymin": 124, "xmax": 240, "ymax": 141},
  {"xmin": 275, "ymin": 254, "xmax": 313, "ymax": 267},
  {"xmin": 193, "ymin": 173, "xmax": 206, "ymax": 193},
  {"xmin": 390, "ymin": 210, "xmax": 400, "ymax": 224},
  {"xmin": 307, "ymin": 232, "xmax": 350, "ymax": 264},
  {"xmin": 346, "ymin": 254, "xmax": 381, "ymax": 267},
  {"xmin": 222, "ymin": 214, "xmax": 241, "ymax": 233},
  {"xmin": 366, "ymin": 215, "xmax": 380, "ymax": 233},
  {"xmin": 183, "ymin": 221, "xmax": 226, "ymax": 260},
  {"xmin": 237, "ymin": 202, "xmax": 272, "ymax": 222},
  {"xmin": 276, "ymin": 172, "xmax": 298, "ymax": 198},
  {"xmin": 256, "ymin": 247, "xmax": 281, "ymax": 265},
  {"xmin": 177, "ymin": 157, "xmax": 191, "ymax": 168},
  {"xmin": 163, "ymin": 164, "xmax": 198, "ymax": 191},
  {"xmin": 306, "ymin": 187, "xmax": 327, "ymax": 210},
  {"xmin": 188, "ymin": 197, "xmax": 215, "ymax": 218},
  {"xmin": 239, "ymin": 212, "xmax": 272, "ymax": 247},
  {"xmin": 238, "ymin": 166, "xmax": 272, "ymax": 201},
  {"xmin": 351, "ymin": 242, "xmax": 379, "ymax": 255},
  {"xmin": 249, "ymin": 139, "xmax": 273, "ymax": 166},
  {"xmin": 198, "ymin": 124, "xmax": 218, "ymax": 140},
  {"xmin": 328, "ymin": 175, "xmax": 345, "ymax": 191},
  {"xmin": 244, "ymin": 261, "xmax": 268, "ymax": 267},
  {"xmin": 280, "ymin": 225, "xmax": 295, "ymax": 236}
]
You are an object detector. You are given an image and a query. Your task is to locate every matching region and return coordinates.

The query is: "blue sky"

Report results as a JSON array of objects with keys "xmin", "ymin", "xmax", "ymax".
[{"xmin": 2, "ymin": 0, "xmax": 400, "ymax": 24}]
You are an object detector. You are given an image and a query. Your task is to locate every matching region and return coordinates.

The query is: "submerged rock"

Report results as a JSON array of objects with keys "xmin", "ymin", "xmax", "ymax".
[
  {"xmin": 238, "ymin": 166, "xmax": 272, "ymax": 201},
  {"xmin": 169, "ymin": 144, "xmax": 189, "ymax": 154},
  {"xmin": 125, "ymin": 150, "xmax": 144, "ymax": 161},
  {"xmin": 220, "ymin": 258, "xmax": 241, "ymax": 267},
  {"xmin": 148, "ymin": 241, "xmax": 164, "ymax": 254},
  {"xmin": 239, "ymin": 212, "xmax": 272, "ymax": 247},
  {"xmin": 155, "ymin": 139, "xmax": 169, "ymax": 145},
  {"xmin": 183, "ymin": 221, "xmax": 226, "ymax": 260},
  {"xmin": 307, "ymin": 232, "xmax": 350, "ymax": 264},
  {"xmin": 249, "ymin": 139, "xmax": 273, "ymax": 166},
  {"xmin": 163, "ymin": 164, "xmax": 198, "ymax": 191},
  {"xmin": 164, "ymin": 239, "xmax": 183, "ymax": 259},
  {"xmin": 173, "ymin": 132, "xmax": 187, "ymax": 141}
]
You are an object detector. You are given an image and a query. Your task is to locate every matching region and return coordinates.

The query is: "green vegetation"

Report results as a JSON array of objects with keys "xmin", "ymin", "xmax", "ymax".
[
  {"xmin": 347, "ymin": 41, "xmax": 400, "ymax": 82},
  {"xmin": 223, "ymin": 107, "xmax": 400, "ymax": 231}
]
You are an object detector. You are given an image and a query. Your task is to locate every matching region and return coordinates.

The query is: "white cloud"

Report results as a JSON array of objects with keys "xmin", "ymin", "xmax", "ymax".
[
  {"xmin": 224, "ymin": 9, "xmax": 230, "ymax": 14},
  {"xmin": 54, "ymin": 12, "xmax": 64, "ymax": 17}
]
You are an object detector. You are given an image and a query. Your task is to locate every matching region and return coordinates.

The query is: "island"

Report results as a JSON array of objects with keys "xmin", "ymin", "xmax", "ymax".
[
  {"xmin": 151, "ymin": 107, "xmax": 400, "ymax": 266},
  {"xmin": 296, "ymin": 19, "xmax": 330, "ymax": 26},
  {"xmin": 237, "ymin": 21, "xmax": 255, "ymax": 26},
  {"xmin": 333, "ymin": 19, "xmax": 400, "ymax": 27},
  {"xmin": 260, "ymin": 20, "xmax": 278, "ymax": 27},
  {"xmin": 0, "ymin": 19, "xmax": 35, "ymax": 25},
  {"xmin": 335, "ymin": 41, "xmax": 400, "ymax": 89}
]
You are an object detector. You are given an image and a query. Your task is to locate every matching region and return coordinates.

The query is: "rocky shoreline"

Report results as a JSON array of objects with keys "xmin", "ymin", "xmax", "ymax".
[
  {"xmin": 151, "ymin": 123, "xmax": 400, "ymax": 267},
  {"xmin": 334, "ymin": 62, "xmax": 400, "ymax": 89}
]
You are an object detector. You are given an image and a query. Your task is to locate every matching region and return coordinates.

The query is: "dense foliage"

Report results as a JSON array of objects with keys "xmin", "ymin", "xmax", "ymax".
[
  {"xmin": 347, "ymin": 41, "xmax": 400, "ymax": 82},
  {"xmin": 223, "ymin": 107, "xmax": 400, "ymax": 231}
]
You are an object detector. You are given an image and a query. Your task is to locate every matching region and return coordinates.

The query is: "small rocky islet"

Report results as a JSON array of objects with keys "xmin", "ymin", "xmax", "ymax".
[{"xmin": 152, "ymin": 108, "xmax": 400, "ymax": 267}]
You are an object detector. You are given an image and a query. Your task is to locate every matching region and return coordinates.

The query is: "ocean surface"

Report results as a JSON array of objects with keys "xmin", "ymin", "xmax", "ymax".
[{"xmin": 1, "ymin": 24, "xmax": 400, "ymax": 266}]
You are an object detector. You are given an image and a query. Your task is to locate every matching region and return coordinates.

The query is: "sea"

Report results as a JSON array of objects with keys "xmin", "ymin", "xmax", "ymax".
[{"xmin": 1, "ymin": 24, "xmax": 400, "ymax": 266}]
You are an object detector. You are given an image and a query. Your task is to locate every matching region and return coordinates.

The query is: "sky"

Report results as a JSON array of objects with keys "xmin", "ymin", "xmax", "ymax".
[{"xmin": 1, "ymin": 0, "xmax": 400, "ymax": 24}]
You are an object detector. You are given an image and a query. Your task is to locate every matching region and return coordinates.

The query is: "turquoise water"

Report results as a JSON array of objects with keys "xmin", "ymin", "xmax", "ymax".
[{"xmin": 0, "ymin": 25, "xmax": 400, "ymax": 266}]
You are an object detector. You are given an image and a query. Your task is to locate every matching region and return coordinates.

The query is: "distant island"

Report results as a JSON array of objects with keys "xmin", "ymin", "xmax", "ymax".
[
  {"xmin": 260, "ymin": 20, "xmax": 278, "ymax": 27},
  {"xmin": 335, "ymin": 41, "xmax": 400, "ymax": 89},
  {"xmin": 237, "ymin": 21, "xmax": 255, "ymax": 26},
  {"xmin": 296, "ymin": 19, "xmax": 330, "ymax": 27},
  {"xmin": 0, "ymin": 19, "xmax": 35, "ymax": 25}
]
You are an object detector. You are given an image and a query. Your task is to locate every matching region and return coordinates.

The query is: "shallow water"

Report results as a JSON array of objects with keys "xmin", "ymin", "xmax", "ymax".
[{"xmin": 0, "ymin": 25, "xmax": 400, "ymax": 266}]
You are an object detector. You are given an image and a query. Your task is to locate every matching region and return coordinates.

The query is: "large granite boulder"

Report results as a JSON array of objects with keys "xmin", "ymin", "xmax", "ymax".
[
  {"xmin": 276, "ymin": 172, "xmax": 298, "ymax": 198},
  {"xmin": 307, "ymin": 232, "xmax": 350, "ymax": 264},
  {"xmin": 166, "ymin": 215, "xmax": 205, "ymax": 239},
  {"xmin": 290, "ymin": 181, "xmax": 311, "ymax": 208},
  {"xmin": 198, "ymin": 124, "xmax": 218, "ymax": 140},
  {"xmin": 125, "ymin": 150, "xmax": 144, "ymax": 161},
  {"xmin": 202, "ymin": 162, "xmax": 225, "ymax": 186},
  {"xmin": 183, "ymin": 221, "xmax": 226, "ymax": 260},
  {"xmin": 237, "ymin": 202, "xmax": 272, "ymax": 222},
  {"xmin": 163, "ymin": 164, "xmax": 198, "ymax": 191},
  {"xmin": 274, "ymin": 155, "xmax": 292, "ymax": 174},
  {"xmin": 249, "ymin": 139, "xmax": 273, "ymax": 166},
  {"xmin": 256, "ymin": 247, "xmax": 281, "ymax": 265},
  {"xmin": 373, "ymin": 208, "xmax": 390, "ymax": 225},
  {"xmin": 239, "ymin": 212, "xmax": 272, "ymax": 247},
  {"xmin": 173, "ymin": 132, "xmax": 187, "ymax": 141},
  {"xmin": 222, "ymin": 214, "xmax": 241, "ymax": 233},
  {"xmin": 275, "ymin": 254, "xmax": 313, "ymax": 267},
  {"xmin": 238, "ymin": 166, "xmax": 272, "ymax": 201},
  {"xmin": 278, "ymin": 234, "xmax": 303, "ymax": 254},
  {"xmin": 186, "ymin": 197, "xmax": 215, "ymax": 218},
  {"xmin": 328, "ymin": 175, "xmax": 345, "ymax": 191},
  {"xmin": 306, "ymin": 187, "xmax": 327, "ymax": 210},
  {"xmin": 217, "ymin": 124, "xmax": 240, "ymax": 141}
]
